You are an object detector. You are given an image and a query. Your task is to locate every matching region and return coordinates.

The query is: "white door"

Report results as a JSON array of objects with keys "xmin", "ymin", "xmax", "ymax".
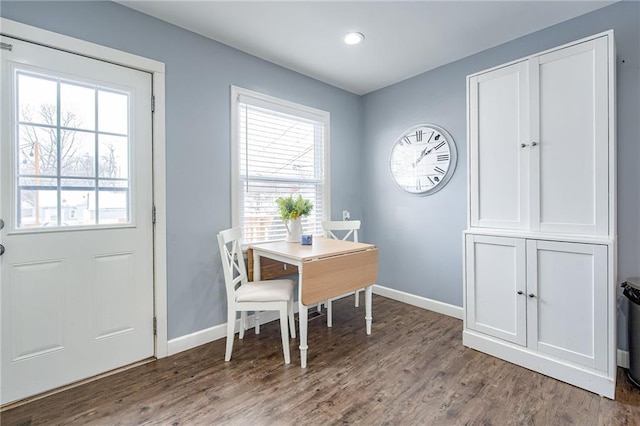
[
  {"xmin": 465, "ymin": 234, "xmax": 526, "ymax": 345},
  {"xmin": 530, "ymin": 36, "xmax": 609, "ymax": 236},
  {"xmin": 526, "ymin": 240, "xmax": 608, "ymax": 371},
  {"xmin": 469, "ymin": 60, "xmax": 530, "ymax": 230},
  {"xmin": 1, "ymin": 36, "xmax": 154, "ymax": 405}
]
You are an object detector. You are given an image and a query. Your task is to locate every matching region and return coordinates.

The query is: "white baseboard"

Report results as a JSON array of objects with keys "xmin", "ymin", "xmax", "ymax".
[
  {"xmin": 169, "ymin": 291, "xmax": 630, "ymax": 371},
  {"xmin": 167, "ymin": 323, "xmax": 227, "ymax": 356},
  {"xmin": 167, "ymin": 311, "xmax": 282, "ymax": 356},
  {"xmin": 372, "ymin": 284, "xmax": 464, "ymax": 320},
  {"xmin": 618, "ymin": 349, "xmax": 630, "ymax": 369}
]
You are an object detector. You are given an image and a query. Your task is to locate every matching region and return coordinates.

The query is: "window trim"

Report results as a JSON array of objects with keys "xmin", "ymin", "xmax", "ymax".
[{"xmin": 230, "ymin": 85, "xmax": 330, "ymax": 242}]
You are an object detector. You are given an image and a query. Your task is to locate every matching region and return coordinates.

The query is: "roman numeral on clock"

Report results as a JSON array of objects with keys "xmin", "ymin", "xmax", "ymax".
[
  {"xmin": 415, "ymin": 130, "xmax": 423, "ymax": 142},
  {"xmin": 434, "ymin": 166, "xmax": 446, "ymax": 174},
  {"xmin": 427, "ymin": 132, "xmax": 435, "ymax": 143},
  {"xmin": 437, "ymin": 154, "xmax": 449, "ymax": 162},
  {"xmin": 403, "ymin": 136, "xmax": 412, "ymax": 145},
  {"xmin": 434, "ymin": 141, "xmax": 446, "ymax": 150}
]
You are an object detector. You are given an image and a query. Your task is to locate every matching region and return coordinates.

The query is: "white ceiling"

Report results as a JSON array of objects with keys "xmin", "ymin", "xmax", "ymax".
[{"xmin": 118, "ymin": 1, "xmax": 615, "ymax": 95}]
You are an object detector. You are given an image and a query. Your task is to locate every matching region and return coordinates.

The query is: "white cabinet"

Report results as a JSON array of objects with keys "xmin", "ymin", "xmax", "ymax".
[
  {"xmin": 464, "ymin": 31, "xmax": 616, "ymax": 399},
  {"xmin": 466, "ymin": 235, "xmax": 608, "ymax": 371},
  {"xmin": 469, "ymin": 36, "xmax": 611, "ymax": 236}
]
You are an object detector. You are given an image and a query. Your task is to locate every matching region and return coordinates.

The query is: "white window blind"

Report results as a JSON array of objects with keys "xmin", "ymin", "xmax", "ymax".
[{"xmin": 232, "ymin": 87, "xmax": 329, "ymax": 245}]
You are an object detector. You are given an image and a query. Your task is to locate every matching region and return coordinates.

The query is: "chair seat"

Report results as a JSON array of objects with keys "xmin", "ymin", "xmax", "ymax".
[{"xmin": 235, "ymin": 279, "xmax": 294, "ymax": 302}]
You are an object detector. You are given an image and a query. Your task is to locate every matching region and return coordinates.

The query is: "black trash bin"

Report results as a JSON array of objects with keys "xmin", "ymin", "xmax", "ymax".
[{"xmin": 622, "ymin": 277, "xmax": 640, "ymax": 389}]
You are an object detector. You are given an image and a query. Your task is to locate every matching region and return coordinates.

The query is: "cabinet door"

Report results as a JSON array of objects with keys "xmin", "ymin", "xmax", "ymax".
[
  {"xmin": 530, "ymin": 36, "xmax": 609, "ymax": 235},
  {"xmin": 466, "ymin": 235, "xmax": 526, "ymax": 345},
  {"xmin": 469, "ymin": 61, "xmax": 529, "ymax": 230},
  {"xmin": 526, "ymin": 240, "xmax": 608, "ymax": 371}
]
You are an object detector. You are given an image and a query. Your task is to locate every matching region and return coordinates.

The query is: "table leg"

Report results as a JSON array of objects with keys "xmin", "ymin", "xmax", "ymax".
[
  {"xmin": 298, "ymin": 269, "xmax": 308, "ymax": 368},
  {"xmin": 299, "ymin": 300, "xmax": 308, "ymax": 368},
  {"xmin": 365, "ymin": 285, "xmax": 373, "ymax": 335},
  {"xmin": 253, "ymin": 251, "xmax": 261, "ymax": 334}
]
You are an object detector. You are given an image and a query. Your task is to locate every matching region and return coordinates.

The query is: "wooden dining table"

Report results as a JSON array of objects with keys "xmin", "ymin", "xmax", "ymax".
[{"xmin": 249, "ymin": 237, "xmax": 378, "ymax": 368}]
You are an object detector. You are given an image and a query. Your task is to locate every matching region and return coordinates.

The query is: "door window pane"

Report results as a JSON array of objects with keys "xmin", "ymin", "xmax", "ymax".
[
  {"xmin": 99, "ymin": 135, "xmax": 128, "ymax": 178},
  {"xmin": 18, "ymin": 125, "xmax": 58, "ymax": 176},
  {"xmin": 17, "ymin": 176, "xmax": 57, "ymax": 228},
  {"xmin": 18, "ymin": 74, "xmax": 57, "ymax": 126},
  {"xmin": 98, "ymin": 187, "xmax": 128, "ymax": 224},
  {"xmin": 98, "ymin": 90, "xmax": 128, "ymax": 135},
  {"xmin": 60, "ymin": 179, "xmax": 96, "ymax": 226},
  {"xmin": 60, "ymin": 131, "xmax": 95, "ymax": 177},
  {"xmin": 60, "ymin": 83, "xmax": 95, "ymax": 131}
]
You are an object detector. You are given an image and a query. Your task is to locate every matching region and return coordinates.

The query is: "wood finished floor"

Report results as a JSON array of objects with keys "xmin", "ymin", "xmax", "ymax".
[{"xmin": 2, "ymin": 295, "xmax": 639, "ymax": 425}]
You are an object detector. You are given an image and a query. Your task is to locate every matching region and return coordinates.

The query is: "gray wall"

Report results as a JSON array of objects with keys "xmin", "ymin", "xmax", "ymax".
[
  {"xmin": 362, "ymin": 1, "xmax": 639, "ymax": 349},
  {"xmin": 0, "ymin": 1, "xmax": 365, "ymax": 339}
]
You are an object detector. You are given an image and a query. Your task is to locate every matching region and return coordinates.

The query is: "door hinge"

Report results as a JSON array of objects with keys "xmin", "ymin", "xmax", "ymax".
[
  {"xmin": 152, "ymin": 205, "xmax": 156, "ymax": 224},
  {"xmin": 151, "ymin": 95, "xmax": 155, "ymax": 113},
  {"xmin": 153, "ymin": 317, "xmax": 157, "ymax": 336},
  {"xmin": 1, "ymin": 42, "xmax": 13, "ymax": 51}
]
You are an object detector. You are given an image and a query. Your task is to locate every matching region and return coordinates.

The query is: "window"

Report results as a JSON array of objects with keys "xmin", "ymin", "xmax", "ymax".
[
  {"xmin": 231, "ymin": 86, "xmax": 329, "ymax": 245},
  {"xmin": 15, "ymin": 69, "xmax": 131, "ymax": 229}
]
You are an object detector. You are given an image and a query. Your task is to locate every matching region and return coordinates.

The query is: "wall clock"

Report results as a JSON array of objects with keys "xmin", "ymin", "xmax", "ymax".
[{"xmin": 389, "ymin": 124, "xmax": 457, "ymax": 195}]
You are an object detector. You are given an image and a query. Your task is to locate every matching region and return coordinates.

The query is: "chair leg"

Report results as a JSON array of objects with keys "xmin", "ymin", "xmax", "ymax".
[
  {"xmin": 279, "ymin": 305, "xmax": 291, "ymax": 364},
  {"xmin": 317, "ymin": 302, "xmax": 322, "ymax": 313},
  {"xmin": 327, "ymin": 299, "xmax": 333, "ymax": 328},
  {"xmin": 239, "ymin": 311, "xmax": 247, "ymax": 339},
  {"xmin": 255, "ymin": 310, "xmax": 260, "ymax": 334},
  {"xmin": 354, "ymin": 289, "xmax": 360, "ymax": 307},
  {"xmin": 225, "ymin": 309, "xmax": 236, "ymax": 362},
  {"xmin": 288, "ymin": 300, "xmax": 296, "ymax": 339}
]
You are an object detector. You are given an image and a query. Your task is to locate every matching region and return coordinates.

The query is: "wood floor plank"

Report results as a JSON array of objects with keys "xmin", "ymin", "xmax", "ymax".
[{"xmin": 2, "ymin": 295, "xmax": 639, "ymax": 425}]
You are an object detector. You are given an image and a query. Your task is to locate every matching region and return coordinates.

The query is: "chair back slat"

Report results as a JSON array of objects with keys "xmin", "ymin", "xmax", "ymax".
[
  {"xmin": 322, "ymin": 220, "xmax": 361, "ymax": 243},
  {"xmin": 217, "ymin": 228, "xmax": 248, "ymax": 297}
]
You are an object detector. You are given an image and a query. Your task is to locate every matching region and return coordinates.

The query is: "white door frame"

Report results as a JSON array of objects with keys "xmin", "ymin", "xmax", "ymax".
[{"xmin": 0, "ymin": 18, "xmax": 168, "ymax": 358}]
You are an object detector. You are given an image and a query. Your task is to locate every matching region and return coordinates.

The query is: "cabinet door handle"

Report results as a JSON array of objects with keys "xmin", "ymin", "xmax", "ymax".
[
  {"xmin": 528, "ymin": 293, "xmax": 536, "ymax": 298},
  {"xmin": 521, "ymin": 143, "xmax": 528, "ymax": 148},
  {"xmin": 517, "ymin": 290, "xmax": 523, "ymax": 295},
  {"xmin": 531, "ymin": 141, "xmax": 538, "ymax": 147}
]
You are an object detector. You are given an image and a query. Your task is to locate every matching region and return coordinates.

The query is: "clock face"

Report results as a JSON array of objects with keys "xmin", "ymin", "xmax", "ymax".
[{"xmin": 389, "ymin": 124, "xmax": 457, "ymax": 195}]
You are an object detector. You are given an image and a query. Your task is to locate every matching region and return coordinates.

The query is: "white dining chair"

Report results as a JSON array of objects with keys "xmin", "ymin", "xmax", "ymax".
[
  {"xmin": 217, "ymin": 228, "xmax": 296, "ymax": 364},
  {"xmin": 321, "ymin": 220, "xmax": 362, "ymax": 327}
]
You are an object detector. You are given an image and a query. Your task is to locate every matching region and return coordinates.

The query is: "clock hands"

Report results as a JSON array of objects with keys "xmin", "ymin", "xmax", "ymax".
[
  {"xmin": 412, "ymin": 133, "xmax": 444, "ymax": 167},
  {"xmin": 413, "ymin": 146, "xmax": 436, "ymax": 167}
]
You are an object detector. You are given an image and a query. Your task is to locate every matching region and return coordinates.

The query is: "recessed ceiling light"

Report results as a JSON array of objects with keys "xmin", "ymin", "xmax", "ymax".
[{"xmin": 343, "ymin": 32, "xmax": 365, "ymax": 45}]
